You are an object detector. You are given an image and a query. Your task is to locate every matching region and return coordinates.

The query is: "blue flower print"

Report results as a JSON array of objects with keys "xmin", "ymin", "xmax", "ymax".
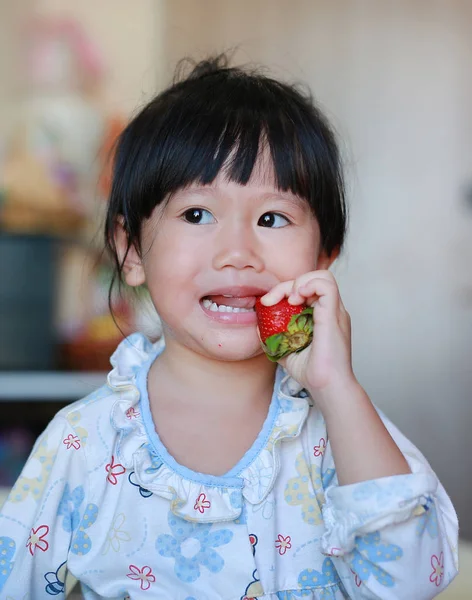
[
  {"xmin": 350, "ymin": 531, "xmax": 402, "ymax": 587},
  {"xmin": 44, "ymin": 560, "xmax": 67, "ymax": 595},
  {"xmin": 156, "ymin": 511, "xmax": 233, "ymax": 583},
  {"xmin": 0, "ymin": 537, "xmax": 15, "ymax": 592},
  {"xmin": 57, "ymin": 484, "xmax": 85, "ymax": 532},
  {"xmin": 70, "ymin": 503, "xmax": 98, "ymax": 556},
  {"xmin": 416, "ymin": 496, "xmax": 439, "ymax": 538},
  {"xmin": 298, "ymin": 557, "xmax": 341, "ymax": 589},
  {"xmin": 278, "ymin": 397, "xmax": 296, "ymax": 412},
  {"xmin": 312, "ymin": 465, "xmax": 336, "ymax": 490},
  {"xmin": 128, "ymin": 471, "xmax": 153, "ymax": 498},
  {"xmin": 277, "ymin": 559, "xmax": 344, "ymax": 599},
  {"xmin": 57, "ymin": 484, "xmax": 98, "ymax": 556},
  {"xmin": 352, "ymin": 478, "xmax": 412, "ymax": 505},
  {"xmin": 229, "ymin": 490, "xmax": 247, "ymax": 524}
]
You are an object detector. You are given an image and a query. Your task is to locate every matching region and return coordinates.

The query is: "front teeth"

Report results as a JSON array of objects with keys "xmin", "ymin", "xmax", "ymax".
[{"xmin": 202, "ymin": 299, "xmax": 253, "ymax": 313}]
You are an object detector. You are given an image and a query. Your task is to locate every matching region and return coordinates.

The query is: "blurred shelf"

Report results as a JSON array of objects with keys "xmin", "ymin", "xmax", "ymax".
[{"xmin": 0, "ymin": 371, "xmax": 107, "ymax": 401}]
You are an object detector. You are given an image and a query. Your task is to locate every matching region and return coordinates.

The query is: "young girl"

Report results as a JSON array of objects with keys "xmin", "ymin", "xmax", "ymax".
[{"xmin": 0, "ymin": 56, "xmax": 458, "ymax": 599}]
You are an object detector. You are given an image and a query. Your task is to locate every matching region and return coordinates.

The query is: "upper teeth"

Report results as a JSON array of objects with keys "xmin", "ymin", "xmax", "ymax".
[{"xmin": 202, "ymin": 299, "xmax": 254, "ymax": 313}]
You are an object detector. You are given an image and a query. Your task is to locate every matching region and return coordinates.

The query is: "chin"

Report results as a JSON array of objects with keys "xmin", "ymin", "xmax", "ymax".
[
  {"xmin": 197, "ymin": 337, "xmax": 265, "ymax": 363},
  {"xmin": 213, "ymin": 347, "xmax": 265, "ymax": 362}
]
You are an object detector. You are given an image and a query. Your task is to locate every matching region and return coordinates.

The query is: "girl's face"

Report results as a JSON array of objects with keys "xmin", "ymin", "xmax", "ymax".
[{"xmin": 134, "ymin": 165, "xmax": 332, "ymax": 362}]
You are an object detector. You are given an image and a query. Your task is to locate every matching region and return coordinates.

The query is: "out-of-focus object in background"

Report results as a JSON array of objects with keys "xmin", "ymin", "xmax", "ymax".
[
  {"xmin": 97, "ymin": 114, "xmax": 126, "ymax": 201},
  {"xmin": 59, "ymin": 257, "xmax": 135, "ymax": 372},
  {"xmin": 0, "ymin": 427, "xmax": 34, "ymax": 487},
  {"xmin": 0, "ymin": 16, "xmax": 106, "ymax": 235},
  {"xmin": 0, "ymin": 143, "xmax": 84, "ymax": 234},
  {"xmin": 0, "ymin": 232, "xmax": 57, "ymax": 370},
  {"xmin": 0, "ymin": 16, "xmax": 109, "ymax": 370}
]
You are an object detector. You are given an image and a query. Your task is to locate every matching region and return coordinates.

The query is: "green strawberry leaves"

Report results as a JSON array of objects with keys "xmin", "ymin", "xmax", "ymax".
[{"xmin": 262, "ymin": 307, "xmax": 314, "ymax": 362}]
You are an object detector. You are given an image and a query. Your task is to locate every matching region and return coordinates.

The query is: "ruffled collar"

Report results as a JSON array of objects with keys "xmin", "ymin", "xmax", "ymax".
[{"xmin": 109, "ymin": 333, "xmax": 310, "ymax": 523}]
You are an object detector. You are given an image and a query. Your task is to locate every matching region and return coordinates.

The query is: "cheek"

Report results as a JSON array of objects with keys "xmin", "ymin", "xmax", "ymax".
[
  {"xmin": 142, "ymin": 236, "xmax": 204, "ymax": 311},
  {"xmin": 268, "ymin": 232, "xmax": 319, "ymax": 279}
]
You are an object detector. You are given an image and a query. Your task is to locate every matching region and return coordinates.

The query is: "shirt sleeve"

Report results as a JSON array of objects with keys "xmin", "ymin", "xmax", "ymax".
[
  {"xmin": 0, "ymin": 413, "xmax": 89, "ymax": 598},
  {"xmin": 319, "ymin": 409, "xmax": 459, "ymax": 599}
]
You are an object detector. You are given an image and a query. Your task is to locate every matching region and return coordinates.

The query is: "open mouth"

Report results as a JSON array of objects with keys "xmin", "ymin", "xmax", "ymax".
[
  {"xmin": 202, "ymin": 298, "xmax": 255, "ymax": 313},
  {"xmin": 201, "ymin": 295, "xmax": 256, "ymax": 313}
]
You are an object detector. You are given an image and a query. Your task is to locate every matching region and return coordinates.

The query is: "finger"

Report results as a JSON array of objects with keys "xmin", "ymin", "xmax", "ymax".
[
  {"xmin": 288, "ymin": 270, "xmax": 338, "ymax": 304},
  {"xmin": 294, "ymin": 278, "xmax": 339, "ymax": 312},
  {"xmin": 259, "ymin": 281, "xmax": 295, "ymax": 306},
  {"xmin": 261, "ymin": 270, "xmax": 339, "ymax": 307}
]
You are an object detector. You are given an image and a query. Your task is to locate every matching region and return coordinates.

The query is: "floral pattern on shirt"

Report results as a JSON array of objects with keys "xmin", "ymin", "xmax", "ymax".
[
  {"xmin": 0, "ymin": 537, "xmax": 15, "ymax": 592},
  {"xmin": 26, "ymin": 525, "xmax": 49, "ymax": 556},
  {"xmin": 128, "ymin": 471, "xmax": 153, "ymax": 498},
  {"xmin": 349, "ymin": 531, "xmax": 403, "ymax": 588},
  {"xmin": 127, "ymin": 564, "xmax": 156, "ymax": 591},
  {"xmin": 57, "ymin": 485, "xmax": 98, "ymax": 556},
  {"xmin": 155, "ymin": 511, "xmax": 233, "ymax": 583},
  {"xmin": 102, "ymin": 513, "xmax": 131, "ymax": 555},
  {"xmin": 44, "ymin": 561, "xmax": 67, "ymax": 596},
  {"xmin": 285, "ymin": 453, "xmax": 334, "ymax": 526},
  {"xmin": 416, "ymin": 496, "xmax": 439, "ymax": 539},
  {"xmin": 430, "ymin": 552, "xmax": 444, "ymax": 587}
]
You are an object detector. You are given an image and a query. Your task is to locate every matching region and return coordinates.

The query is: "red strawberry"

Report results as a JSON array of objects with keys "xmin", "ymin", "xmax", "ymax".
[{"xmin": 254, "ymin": 298, "xmax": 314, "ymax": 362}]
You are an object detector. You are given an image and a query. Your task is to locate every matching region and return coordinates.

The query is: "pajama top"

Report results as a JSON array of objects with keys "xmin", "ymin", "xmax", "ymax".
[{"xmin": 0, "ymin": 333, "xmax": 459, "ymax": 599}]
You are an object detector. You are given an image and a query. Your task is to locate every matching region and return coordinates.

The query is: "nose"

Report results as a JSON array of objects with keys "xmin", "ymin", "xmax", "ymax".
[{"xmin": 212, "ymin": 221, "xmax": 265, "ymax": 272}]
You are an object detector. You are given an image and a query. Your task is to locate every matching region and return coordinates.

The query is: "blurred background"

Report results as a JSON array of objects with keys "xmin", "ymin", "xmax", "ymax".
[{"xmin": 0, "ymin": 1, "xmax": 470, "ymax": 596}]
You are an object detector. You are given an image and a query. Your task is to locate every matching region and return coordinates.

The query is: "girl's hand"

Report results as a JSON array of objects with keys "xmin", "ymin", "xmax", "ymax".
[{"xmin": 260, "ymin": 270, "xmax": 356, "ymax": 398}]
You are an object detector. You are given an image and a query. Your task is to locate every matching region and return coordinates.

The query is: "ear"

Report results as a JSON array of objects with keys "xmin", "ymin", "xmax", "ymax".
[
  {"xmin": 316, "ymin": 246, "xmax": 340, "ymax": 271},
  {"xmin": 114, "ymin": 217, "xmax": 146, "ymax": 287}
]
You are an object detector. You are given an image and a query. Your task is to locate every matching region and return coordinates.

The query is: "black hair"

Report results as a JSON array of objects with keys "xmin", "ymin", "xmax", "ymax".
[{"xmin": 104, "ymin": 53, "xmax": 347, "ymax": 305}]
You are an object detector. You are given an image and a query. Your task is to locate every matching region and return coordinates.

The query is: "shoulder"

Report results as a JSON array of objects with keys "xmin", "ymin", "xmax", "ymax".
[{"xmin": 55, "ymin": 382, "xmax": 117, "ymax": 429}]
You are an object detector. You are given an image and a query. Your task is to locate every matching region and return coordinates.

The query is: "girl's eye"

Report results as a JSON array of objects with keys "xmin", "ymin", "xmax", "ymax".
[
  {"xmin": 181, "ymin": 208, "xmax": 215, "ymax": 224},
  {"xmin": 258, "ymin": 212, "xmax": 291, "ymax": 228}
]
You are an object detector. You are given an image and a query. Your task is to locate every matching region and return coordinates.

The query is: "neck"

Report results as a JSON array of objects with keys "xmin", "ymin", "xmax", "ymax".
[{"xmin": 149, "ymin": 337, "xmax": 277, "ymax": 413}]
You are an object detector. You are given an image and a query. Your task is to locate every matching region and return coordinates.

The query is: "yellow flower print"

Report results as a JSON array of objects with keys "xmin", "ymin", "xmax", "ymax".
[
  {"xmin": 67, "ymin": 411, "xmax": 88, "ymax": 447},
  {"xmin": 102, "ymin": 513, "xmax": 131, "ymax": 554},
  {"xmin": 284, "ymin": 452, "xmax": 334, "ymax": 526},
  {"xmin": 266, "ymin": 424, "xmax": 300, "ymax": 452},
  {"xmin": 9, "ymin": 437, "xmax": 56, "ymax": 504}
]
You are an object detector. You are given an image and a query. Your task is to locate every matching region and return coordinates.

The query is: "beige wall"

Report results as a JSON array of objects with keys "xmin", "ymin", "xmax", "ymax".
[{"xmin": 0, "ymin": 1, "xmax": 33, "ymax": 140}]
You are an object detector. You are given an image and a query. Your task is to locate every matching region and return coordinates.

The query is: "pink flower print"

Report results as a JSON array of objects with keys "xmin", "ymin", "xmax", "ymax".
[
  {"xmin": 275, "ymin": 534, "xmax": 292, "ymax": 555},
  {"xmin": 63, "ymin": 433, "xmax": 81, "ymax": 450},
  {"xmin": 126, "ymin": 564, "xmax": 156, "ymax": 591},
  {"xmin": 126, "ymin": 407, "xmax": 140, "ymax": 419},
  {"xmin": 106, "ymin": 455, "xmax": 126, "ymax": 485},
  {"xmin": 313, "ymin": 437, "xmax": 326, "ymax": 457},
  {"xmin": 26, "ymin": 524, "xmax": 49, "ymax": 556},
  {"xmin": 194, "ymin": 493, "xmax": 211, "ymax": 514},
  {"xmin": 430, "ymin": 552, "xmax": 444, "ymax": 587},
  {"xmin": 350, "ymin": 567, "xmax": 362, "ymax": 587}
]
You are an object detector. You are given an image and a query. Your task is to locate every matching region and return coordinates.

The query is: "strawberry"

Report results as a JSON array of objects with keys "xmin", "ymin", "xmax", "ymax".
[{"xmin": 254, "ymin": 297, "xmax": 314, "ymax": 362}]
